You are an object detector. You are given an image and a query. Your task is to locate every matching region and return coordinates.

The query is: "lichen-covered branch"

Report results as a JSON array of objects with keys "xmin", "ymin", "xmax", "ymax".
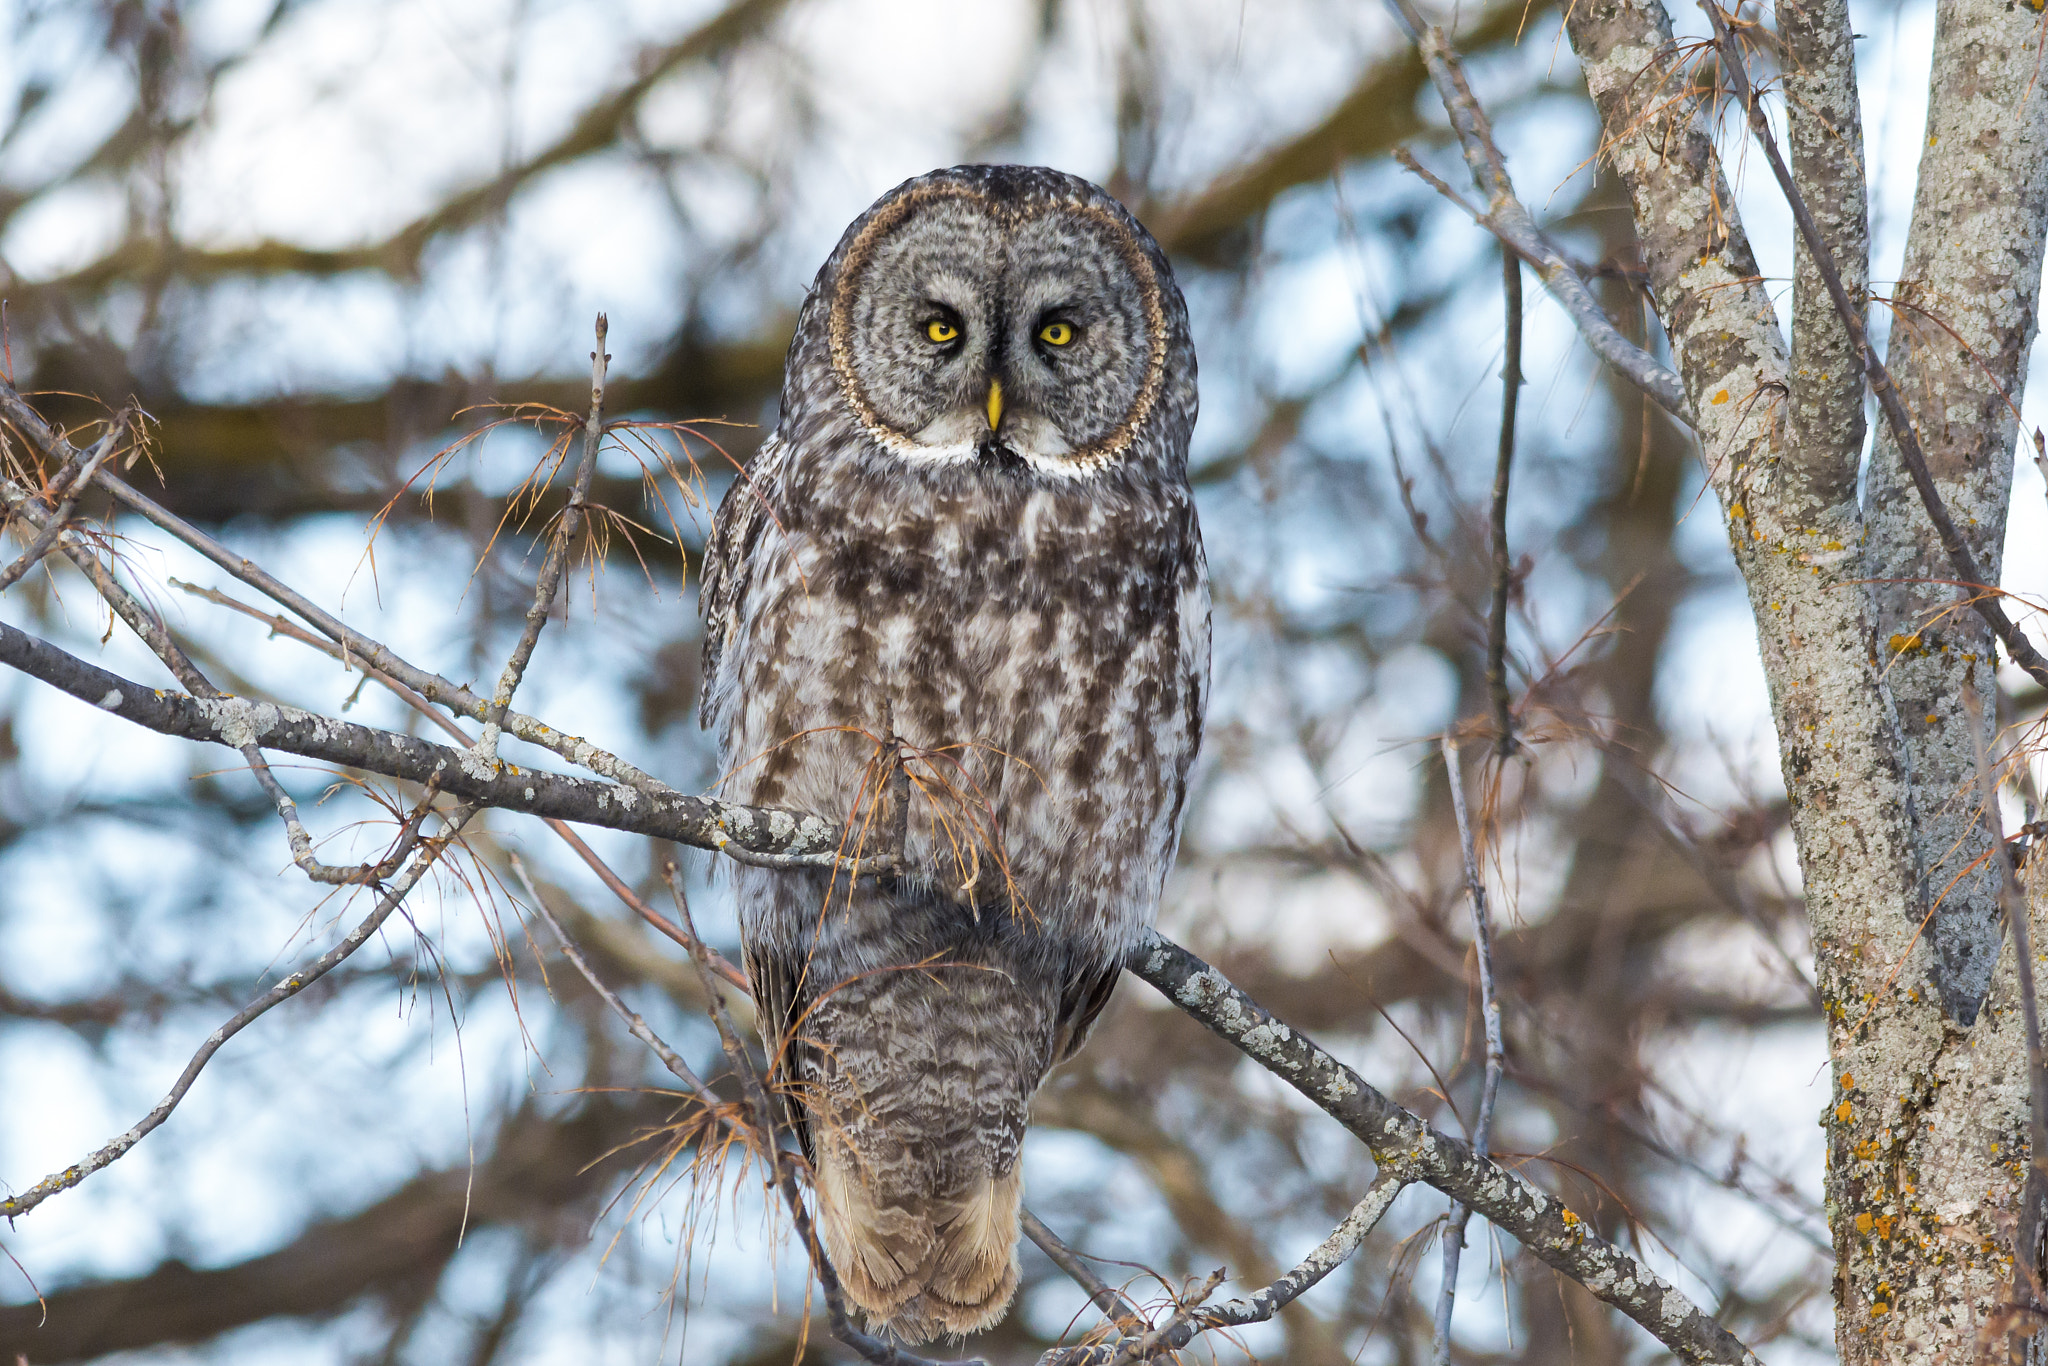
[
  {"xmin": 0, "ymin": 620, "xmax": 855, "ymax": 869},
  {"xmin": 1038, "ymin": 1165, "xmax": 1412, "ymax": 1365},
  {"xmin": 1130, "ymin": 932, "xmax": 1762, "ymax": 1365}
]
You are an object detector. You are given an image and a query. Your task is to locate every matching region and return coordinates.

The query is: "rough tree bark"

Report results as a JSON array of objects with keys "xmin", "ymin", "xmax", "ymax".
[{"xmin": 1562, "ymin": 0, "xmax": 2048, "ymax": 1357}]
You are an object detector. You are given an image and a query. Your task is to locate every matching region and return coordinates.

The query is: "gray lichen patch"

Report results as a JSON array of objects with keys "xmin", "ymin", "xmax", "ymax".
[{"xmin": 196, "ymin": 696, "xmax": 282, "ymax": 749}]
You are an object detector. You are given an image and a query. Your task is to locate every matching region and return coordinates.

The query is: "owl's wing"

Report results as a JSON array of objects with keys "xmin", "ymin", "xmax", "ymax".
[
  {"xmin": 1051, "ymin": 962, "xmax": 1123, "ymax": 1065},
  {"xmin": 697, "ymin": 437, "xmax": 784, "ymax": 731}
]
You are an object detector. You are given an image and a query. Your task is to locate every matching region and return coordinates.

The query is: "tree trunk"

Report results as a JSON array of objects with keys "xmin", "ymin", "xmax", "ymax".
[{"xmin": 1563, "ymin": 0, "xmax": 2048, "ymax": 1356}]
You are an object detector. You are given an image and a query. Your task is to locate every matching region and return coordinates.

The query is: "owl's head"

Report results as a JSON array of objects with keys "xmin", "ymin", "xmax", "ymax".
[{"xmin": 800, "ymin": 165, "xmax": 1195, "ymax": 479}]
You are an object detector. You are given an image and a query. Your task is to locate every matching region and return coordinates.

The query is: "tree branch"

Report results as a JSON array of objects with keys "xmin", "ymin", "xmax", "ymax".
[
  {"xmin": 0, "ymin": 619, "xmax": 860, "ymax": 869},
  {"xmin": 0, "ymin": 419, "xmax": 124, "ymax": 593},
  {"xmin": 1382, "ymin": 5, "xmax": 1690, "ymax": 420},
  {"xmin": 0, "ymin": 803, "xmax": 473, "ymax": 1220},
  {"xmin": 1129, "ymin": 931, "xmax": 1762, "ymax": 1365},
  {"xmin": 1488, "ymin": 252, "xmax": 1522, "ymax": 755},
  {"xmin": 1433, "ymin": 738, "xmax": 1507, "ymax": 1364},
  {"xmin": 1039, "ymin": 1165, "xmax": 1411, "ymax": 1364}
]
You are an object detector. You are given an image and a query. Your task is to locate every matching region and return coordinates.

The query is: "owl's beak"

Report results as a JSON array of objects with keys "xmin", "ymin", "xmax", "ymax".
[{"xmin": 985, "ymin": 379, "xmax": 1004, "ymax": 431}]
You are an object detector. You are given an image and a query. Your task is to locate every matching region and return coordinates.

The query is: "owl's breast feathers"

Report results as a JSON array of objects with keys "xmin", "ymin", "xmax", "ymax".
[
  {"xmin": 701, "ymin": 435, "xmax": 1208, "ymax": 962},
  {"xmin": 698, "ymin": 413, "xmax": 1207, "ymax": 1345}
]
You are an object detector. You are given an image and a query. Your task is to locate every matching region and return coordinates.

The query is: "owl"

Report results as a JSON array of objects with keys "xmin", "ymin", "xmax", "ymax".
[{"xmin": 698, "ymin": 164, "xmax": 1208, "ymax": 1343}]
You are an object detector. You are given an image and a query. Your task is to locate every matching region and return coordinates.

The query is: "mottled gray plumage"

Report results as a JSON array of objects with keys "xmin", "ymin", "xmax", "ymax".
[{"xmin": 699, "ymin": 164, "xmax": 1208, "ymax": 1343}]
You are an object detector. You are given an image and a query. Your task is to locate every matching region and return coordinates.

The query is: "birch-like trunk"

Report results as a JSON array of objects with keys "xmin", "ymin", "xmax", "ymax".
[{"xmin": 1561, "ymin": 0, "xmax": 2048, "ymax": 1357}]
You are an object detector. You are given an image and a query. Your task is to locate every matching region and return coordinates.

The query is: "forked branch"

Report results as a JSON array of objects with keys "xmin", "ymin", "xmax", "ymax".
[
  {"xmin": 0, "ymin": 803, "xmax": 474, "ymax": 1220},
  {"xmin": 1383, "ymin": 0, "xmax": 1689, "ymax": 421},
  {"xmin": 1038, "ymin": 1165, "xmax": 1411, "ymax": 1365},
  {"xmin": 476, "ymin": 314, "xmax": 610, "ymax": 767},
  {"xmin": 1701, "ymin": 0, "xmax": 2048, "ymax": 692}
]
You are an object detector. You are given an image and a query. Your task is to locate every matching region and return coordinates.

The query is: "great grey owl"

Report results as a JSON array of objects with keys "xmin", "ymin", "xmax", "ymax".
[{"xmin": 698, "ymin": 164, "xmax": 1208, "ymax": 1343}]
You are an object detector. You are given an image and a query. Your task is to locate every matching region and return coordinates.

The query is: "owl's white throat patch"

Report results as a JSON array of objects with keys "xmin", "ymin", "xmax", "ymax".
[{"xmin": 882, "ymin": 408, "xmax": 1111, "ymax": 479}]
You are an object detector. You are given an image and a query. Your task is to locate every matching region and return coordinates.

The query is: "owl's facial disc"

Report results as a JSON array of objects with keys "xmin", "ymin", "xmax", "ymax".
[{"xmin": 829, "ymin": 187, "xmax": 1167, "ymax": 476}]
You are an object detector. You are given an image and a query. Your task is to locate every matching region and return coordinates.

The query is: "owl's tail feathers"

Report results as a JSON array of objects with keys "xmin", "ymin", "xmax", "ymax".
[{"xmin": 814, "ymin": 1138, "xmax": 1021, "ymax": 1344}]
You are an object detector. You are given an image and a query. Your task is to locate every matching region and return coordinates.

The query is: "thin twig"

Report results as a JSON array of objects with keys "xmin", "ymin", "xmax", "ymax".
[
  {"xmin": 476, "ymin": 314, "xmax": 610, "ymax": 767},
  {"xmin": 1382, "ymin": 8, "xmax": 1689, "ymax": 420},
  {"xmin": 1702, "ymin": 0, "xmax": 2048, "ymax": 692},
  {"xmin": 1433, "ymin": 737, "xmax": 1506, "ymax": 1364},
  {"xmin": 1488, "ymin": 249, "xmax": 1522, "ymax": 756},
  {"xmin": 0, "ymin": 377, "xmax": 662, "ymax": 791},
  {"xmin": 1606, "ymin": 755, "xmax": 1822, "ymax": 1009},
  {"xmin": 513, "ymin": 856, "xmax": 717, "ymax": 1106},
  {"xmin": 0, "ymin": 804, "xmax": 473, "ymax": 1220},
  {"xmin": 1020, "ymin": 1207, "xmax": 1147, "ymax": 1335},
  {"xmin": 1039, "ymin": 1166, "xmax": 1411, "ymax": 1364},
  {"xmin": 1961, "ymin": 689, "xmax": 2048, "ymax": 1299},
  {"xmin": 166, "ymin": 575, "xmax": 753, "ymax": 991},
  {"xmin": 0, "ymin": 419, "xmax": 125, "ymax": 594}
]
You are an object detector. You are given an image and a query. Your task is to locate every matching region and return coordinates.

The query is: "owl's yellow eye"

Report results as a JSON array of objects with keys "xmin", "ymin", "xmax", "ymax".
[
  {"xmin": 925, "ymin": 319, "xmax": 959, "ymax": 343},
  {"xmin": 1038, "ymin": 321, "xmax": 1075, "ymax": 346}
]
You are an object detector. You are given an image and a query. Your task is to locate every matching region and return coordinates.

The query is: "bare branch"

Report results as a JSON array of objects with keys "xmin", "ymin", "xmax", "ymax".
[
  {"xmin": 476, "ymin": 315, "xmax": 609, "ymax": 768},
  {"xmin": 1382, "ymin": 6, "xmax": 1690, "ymax": 420},
  {"xmin": 1039, "ymin": 1165, "xmax": 1411, "ymax": 1364},
  {"xmin": 1488, "ymin": 253, "xmax": 1522, "ymax": 756},
  {"xmin": 0, "ymin": 459, "xmax": 431, "ymax": 887},
  {"xmin": 1130, "ymin": 931, "xmax": 1763, "ymax": 1365},
  {"xmin": 1433, "ymin": 738, "xmax": 1507, "ymax": 1363},
  {"xmin": 1020, "ymin": 1208, "xmax": 1147, "ymax": 1336},
  {"xmin": 515, "ymin": 856, "xmax": 717, "ymax": 1107},
  {"xmin": 0, "ymin": 619, "xmax": 862, "ymax": 870},
  {"xmin": 0, "ymin": 804, "xmax": 474, "ymax": 1220}
]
